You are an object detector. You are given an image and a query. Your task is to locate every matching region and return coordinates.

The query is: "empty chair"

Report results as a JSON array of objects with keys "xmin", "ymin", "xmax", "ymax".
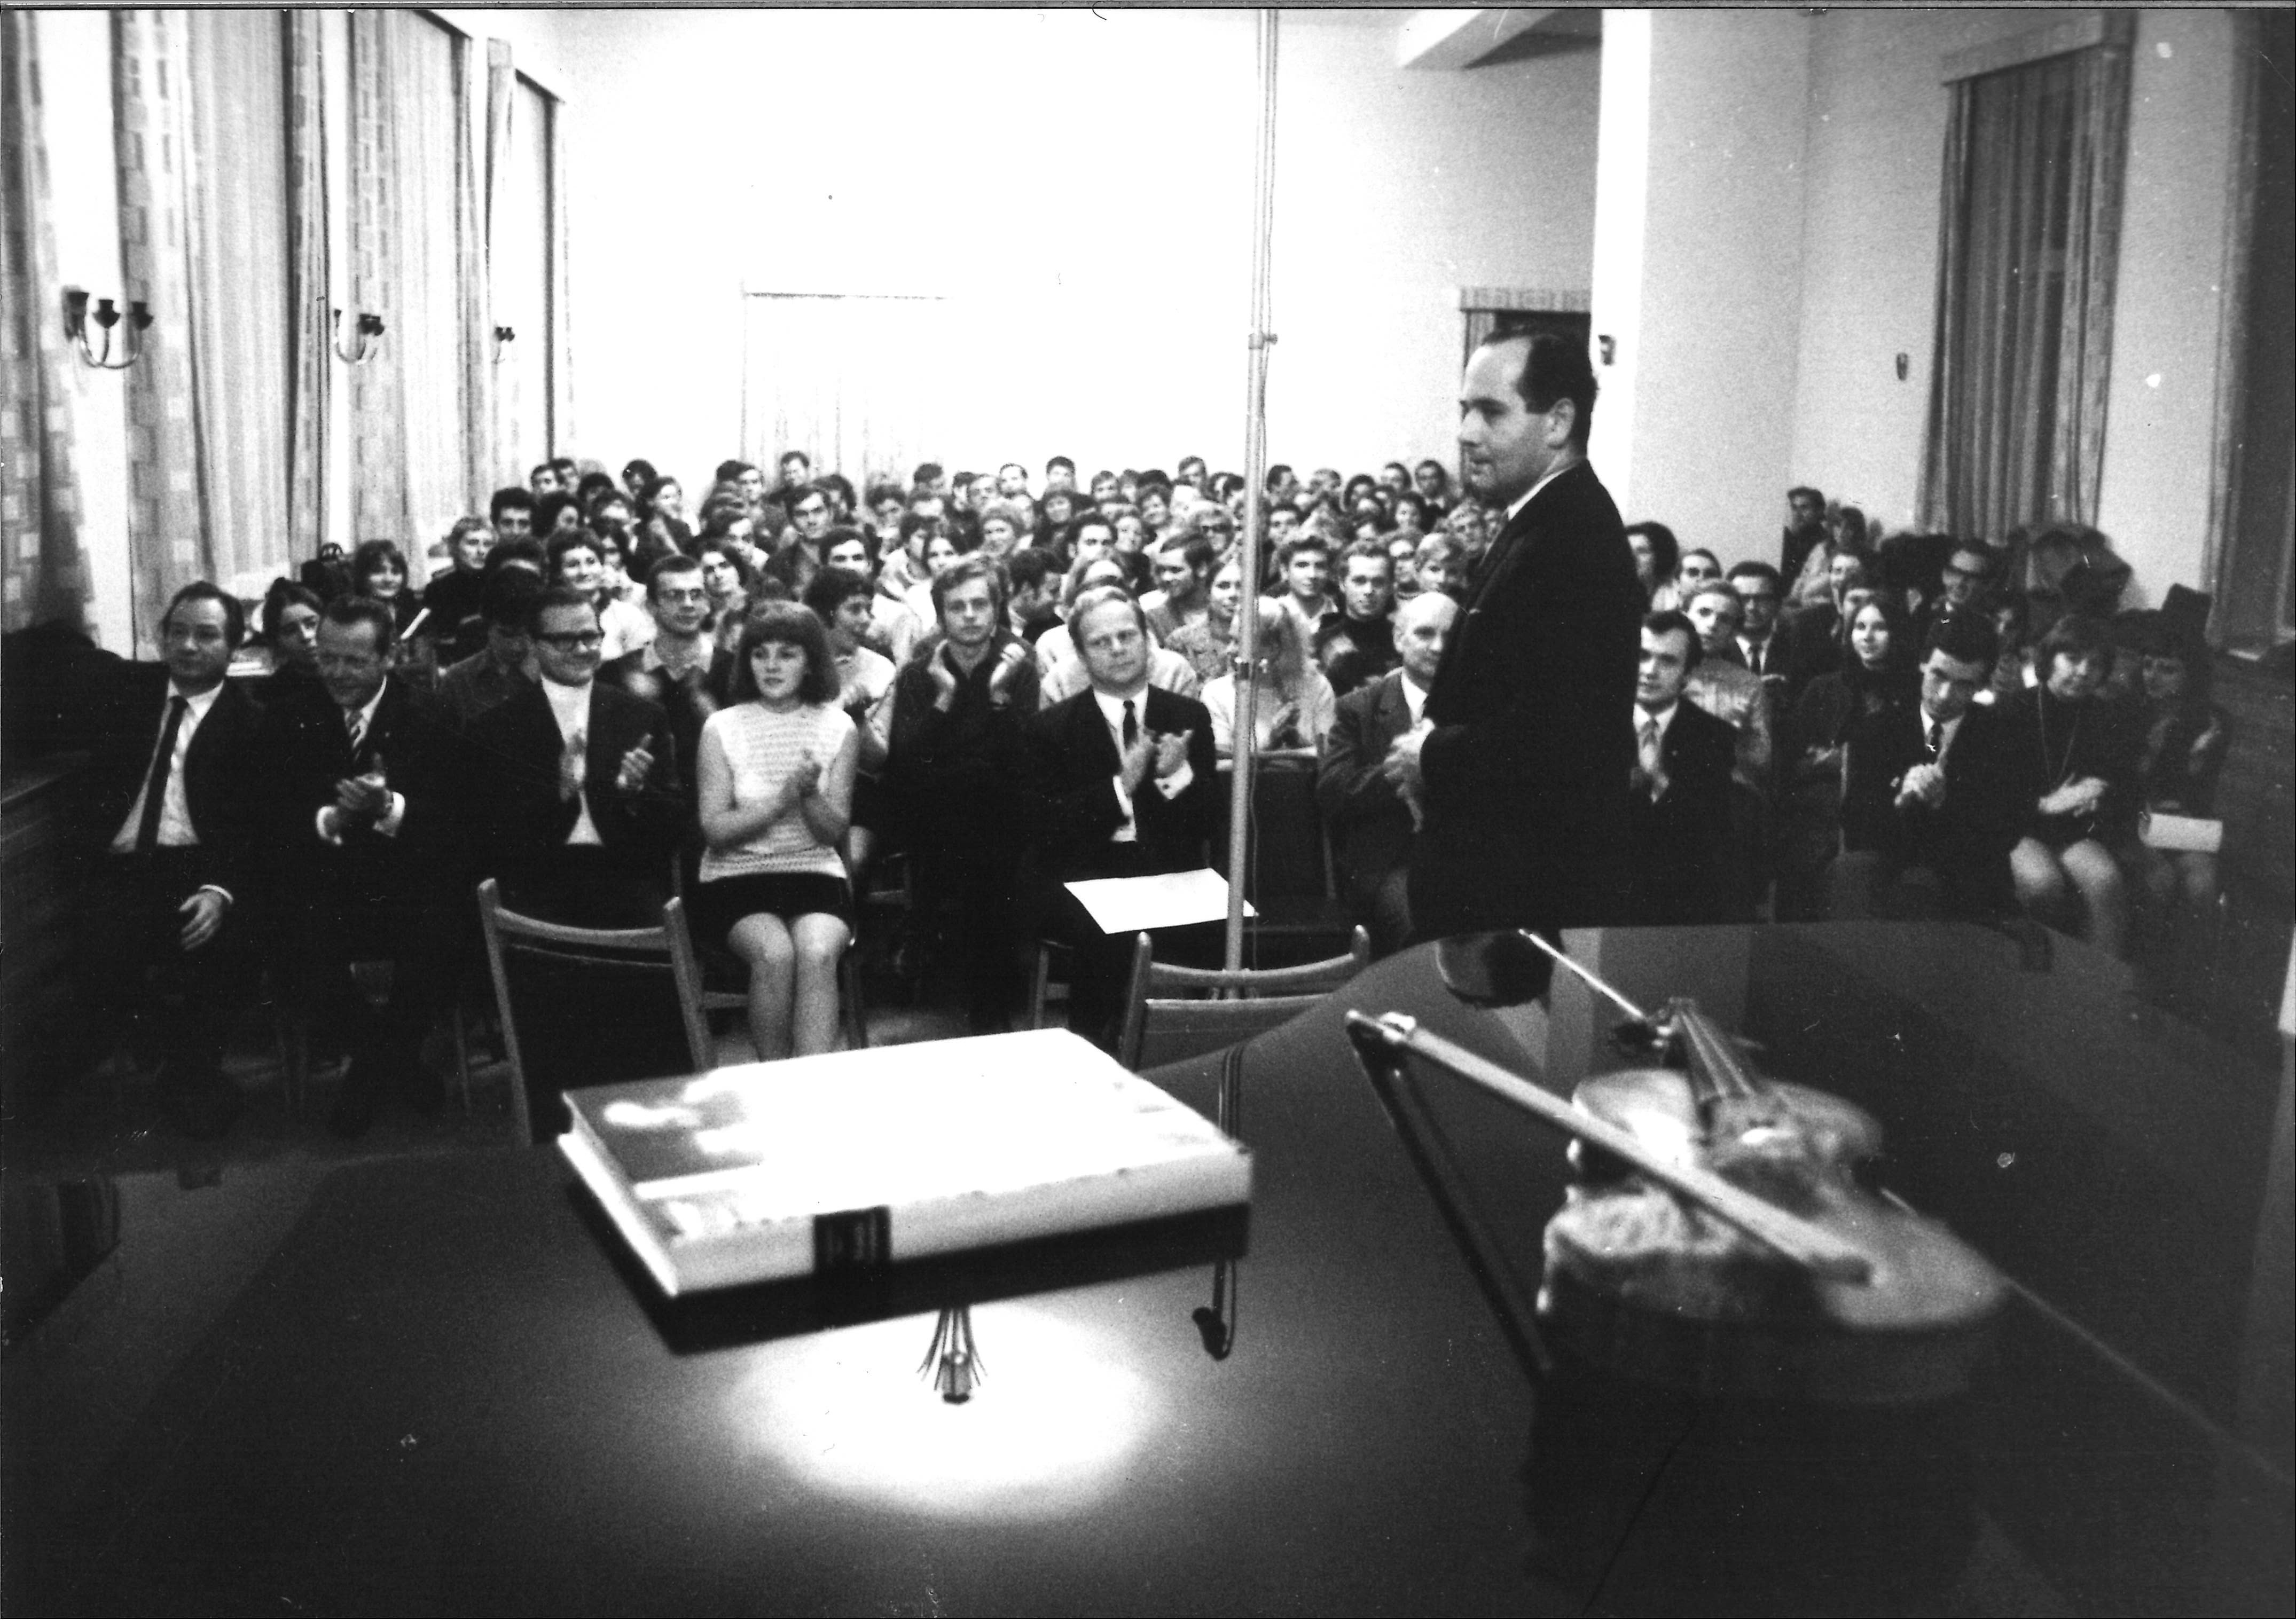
[{"xmin": 1116, "ymin": 925, "xmax": 1370, "ymax": 1073}]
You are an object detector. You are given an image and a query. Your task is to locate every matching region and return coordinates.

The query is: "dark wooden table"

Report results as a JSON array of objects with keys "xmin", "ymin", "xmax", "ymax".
[{"xmin": 5, "ymin": 924, "xmax": 2287, "ymax": 1614}]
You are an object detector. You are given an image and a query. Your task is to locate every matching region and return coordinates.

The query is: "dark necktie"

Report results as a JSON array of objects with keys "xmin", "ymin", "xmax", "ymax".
[
  {"xmin": 346, "ymin": 707, "xmax": 369, "ymax": 765},
  {"xmin": 1925, "ymin": 719, "xmax": 1943, "ymax": 761},
  {"xmin": 1122, "ymin": 699, "xmax": 1139, "ymax": 752},
  {"xmin": 134, "ymin": 696, "xmax": 189, "ymax": 853},
  {"xmin": 1748, "ymin": 641, "xmax": 1765, "ymax": 677}
]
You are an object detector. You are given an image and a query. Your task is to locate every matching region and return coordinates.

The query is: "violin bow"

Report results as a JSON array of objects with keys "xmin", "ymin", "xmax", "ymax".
[{"xmin": 1346, "ymin": 1011, "xmax": 1874, "ymax": 1285}]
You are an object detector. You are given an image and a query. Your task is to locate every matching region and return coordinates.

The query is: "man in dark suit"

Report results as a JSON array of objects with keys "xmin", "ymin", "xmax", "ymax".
[
  {"xmin": 263, "ymin": 595, "xmax": 466, "ymax": 1136},
  {"xmin": 1385, "ymin": 331, "xmax": 1643, "ymax": 942},
  {"xmin": 1026, "ymin": 589, "xmax": 1219, "ymax": 1050},
  {"xmin": 466, "ymin": 586, "xmax": 684, "ymax": 930},
  {"xmin": 599, "ymin": 553, "xmax": 732, "ymax": 821},
  {"xmin": 886, "ymin": 556, "xmax": 1041, "ymax": 1032},
  {"xmin": 1831, "ymin": 615, "xmax": 2033, "ymax": 921},
  {"xmin": 1317, "ymin": 592, "xmax": 1455, "ymax": 954},
  {"xmin": 1624, "ymin": 612, "xmax": 1741, "ymax": 926},
  {"xmin": 70, "ymin": 582, "xmax": 265, "ymax": 1139}
]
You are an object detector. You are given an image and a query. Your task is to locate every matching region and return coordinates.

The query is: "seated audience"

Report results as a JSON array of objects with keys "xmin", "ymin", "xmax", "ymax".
[
  {"xmin": 1831, "ymin": 614, "xmax": 2033, "ymax": 923},
  {"xmin": 886, "ymin": 556, "xmax": 1040, "ymax": 1032},
  {"xmin": 1167, "ymin": 554, "xmax": 1245, "ymax": 687},
  {"xmin": 803, "ymin": 565, "xmax": 897, "ymax": 882},
  {"xmin": 693, "ymin": 602, "xmax": 860, "ymax": 1061},
  {"xmin": 262, "ymin": 595, "xmax": 464, "ymax": 1137},
  {"xmin": 1271, "ymin": 533, "xmax": 1336, "ymax": 647},
  {"xmin": 436, "ymin": 568, "xmax": 544, "ymax": 731},
  {"xmin": 1411, "ymin": 533, "xmax": 1468, "ymax": 601},
  {"xmin": 1779, "ymin": 485, "xmax": 1830, "ymax": 590},
  {"xmin": 70, "ymin": 582, "xmax": 264, "ymax": 1139},
  {"xmin": 1006, "ymin": 548, "xmax": 1064, "ymax": 645},
  {"xmin": 1680, "ymin": 580, "xmax": 1777, "ymax": 793},
  {"xmin": 601, "ymin": 554, "xmax": 734, "ymax": 812},
  {"xmin": 423, "ymin": 517, "xmax": 497, "ymax": 665},
  {"xmin": 1775, "ymin": 594, "xmax": 1915, "ymax": 920},
  {"xmin": 465, "ymin": 585, "xmax": 683, "ymax": 935},
  {"xmin": 489, "ymin": 485, "xmax": 537, "ymax": 545},
  {"xmin": 1317, "ymin": 592, "xmax": 1456, "ymax": 954},
  {"xmin": 696, "ymin": 539, "xmax": 759, "ymax": 642},
  {"xmin": 2001, "ymin": 614, "xmax": 2136, "ymax": 959},
  {"xmin": 1025, "ymin": 589, "xmax": 1220, "ymax": 1051},
  {"xmin": 1314, "ymin": 539, "xmax": 1401, "ymax": 697},
  {"xmin": 1626, "ymin": 522, "xmax": 1680, "ymax": 609},
  {"xmin": 1726, "ymin": 560, "xmax": 1793, "ymax": 691},
  {"xmin": 256, "ymin": 579, "xmax": 325, "ymax": 702},
  {"xmin": 1204, "ymin": 598, "xmax": 1337, "ymax": 759},
  {"xmin": 1664, "ymin": 547, "xmax": 1723, "ymax": 614},
  {"xmin": 2120, "ymin": 608, "xmax": 2228, "ymax": 949},
  {"xmin": 548, "ymin": 529, "xmax": 651, "ymax": 660},
  {"xmin": 350, "ymin": 539, "xmax": 422, "ymax": 638},
  {"xmin": 1625, "ymin": 611, "xmax": 1740, "ymax": 925},
  {"xmin": 1142, "ymin": 531, "xmax": 1218, "ymax": 644}
]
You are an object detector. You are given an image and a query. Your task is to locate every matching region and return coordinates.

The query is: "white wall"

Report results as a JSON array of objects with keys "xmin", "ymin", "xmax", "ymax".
[
  {"xmin": 523, "ymin": 9, "xmax": 1598, "ymax": 494},
  {"xmin": 1786, "ymin": 6, "xmax": 2240, "ymax": 602},
  {"xmin": 1268, "ymin": 18, "xmax": 1601, "ymax": 476},
  {"xmin": 1589, "ymin": 9, "xmax": 1812, "ymax": 559}
]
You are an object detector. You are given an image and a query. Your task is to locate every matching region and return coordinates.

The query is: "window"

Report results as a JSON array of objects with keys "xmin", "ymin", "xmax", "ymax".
[{"xmin": 1919, "ymin": 14, "xmax": 2133, "ymax": 542}]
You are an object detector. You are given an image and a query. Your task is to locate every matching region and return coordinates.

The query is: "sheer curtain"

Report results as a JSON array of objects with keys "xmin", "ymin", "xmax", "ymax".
[
  {"xmin": 741, "ymin": 294, "xmax": 953, "ymax": 487},
  {"xmin": 1919, "ymin": 17, "xmax": 2132, "ymax": 541},
  {"xmin": 1, "ymin": 11, "xmax": 95, "ymax": 635},
  {"xmin": 349, "ymin": 9, "xmax": 479, "ymax": 581}
]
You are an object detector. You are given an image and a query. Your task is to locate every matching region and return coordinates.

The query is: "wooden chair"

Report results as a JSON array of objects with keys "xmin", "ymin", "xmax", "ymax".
[
  {"xmin": 477, "ymin": 878, "xmax": 711, "ymax": 1144},
  {"xmin": 663, "ymin": 895, "xmax": 869, "ymax": 1059},
  {"xmin": 1115, "ymin": 924, "xmax": 1370, "ymax": 1073}
]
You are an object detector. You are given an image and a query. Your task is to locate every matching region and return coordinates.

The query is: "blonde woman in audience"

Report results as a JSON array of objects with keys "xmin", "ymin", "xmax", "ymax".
[
  {"xmin": 693, "ymin": 601, "xmax": 860, "ymax": 1060},
  {"xmin": 1203, "ymin": 597, "xmax": 1335, "ymax": 760}
]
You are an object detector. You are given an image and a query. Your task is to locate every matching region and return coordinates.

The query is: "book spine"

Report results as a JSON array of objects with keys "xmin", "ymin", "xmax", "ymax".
[
  {"xmin": 559, "ymin": 1128, "xmax": 684, "ymax": 1296},
  {"xmin": 664, "ymin": 1146, "xmax": 1252, "ymax": 1291}
]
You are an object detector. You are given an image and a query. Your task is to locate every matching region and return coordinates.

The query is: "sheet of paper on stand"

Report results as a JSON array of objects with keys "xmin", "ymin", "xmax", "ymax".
[{"xmin": 1065, "ymin": 868, "xmax": 1256, "ymax": 934}]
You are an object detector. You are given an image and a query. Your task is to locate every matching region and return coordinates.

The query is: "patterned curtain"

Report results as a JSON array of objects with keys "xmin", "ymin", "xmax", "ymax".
[
  {"xmin": 112, "ymin": 10, "xmax": 203, "ymax": 655},
  {"xmin": 349, "ymin": 9, "xmax": 476, "ymax": 585},
  {"xmin": 183, "ymin": 8, "xmax": 292, "ymax": 596},
  {"xmin": 1919, "ymin": 17, "xmax": 2133, "ymax": 542},
  {"xmin": 286, "ymin": 9, "xmax": 326, "ymax": 557},
  {"xmin": 0, "ymin": 12, "xmax": 96, "ymax": 635}
]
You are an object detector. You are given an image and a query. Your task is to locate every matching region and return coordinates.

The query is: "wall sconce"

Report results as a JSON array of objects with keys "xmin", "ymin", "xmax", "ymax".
[
  {"xmin": 62, "ymin": 286, "xmax": 153, "ymax": 370},
  {"xmin": 1895, "ymin": 351, "xmax": 1910, "ymax": 381},
  {"xmin": 1597, "ymin": 334, "xmax": 1617, "ymax": 366},
  {"xmin": 492, "ymin": 324, "xmax": 515, "ymax": 365},
  {"xmin": 332, "ymin": 306, "xmax": 386, "ymax": 365}
]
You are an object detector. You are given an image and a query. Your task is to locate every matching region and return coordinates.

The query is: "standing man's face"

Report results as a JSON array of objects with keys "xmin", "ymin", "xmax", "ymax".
[
  {"xmin": 1458, "ymin": 338, "xmax": 1570, "ymax": 508},
  {"xmin": 1789, "ymin": 492, "xmax": 1825, "ymax": 529}
]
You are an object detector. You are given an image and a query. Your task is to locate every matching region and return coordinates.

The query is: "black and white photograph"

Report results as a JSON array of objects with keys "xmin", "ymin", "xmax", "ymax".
[{"xmin": 2, "ymin": 5, "xmax": 2289, "ymax": 1612}]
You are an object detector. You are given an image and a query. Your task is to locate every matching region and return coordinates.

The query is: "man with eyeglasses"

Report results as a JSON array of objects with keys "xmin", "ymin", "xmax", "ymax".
[
  {"xmin": 262, "ymin": 594, "xmax": 464, "ymax": 1137},
  {"xmin": 602, "ymin": 554, "xmax": 734, "ymax": 817},
  {"xmin": 468, "ymin": 587, "xmax": 684, "ymax": 946}
]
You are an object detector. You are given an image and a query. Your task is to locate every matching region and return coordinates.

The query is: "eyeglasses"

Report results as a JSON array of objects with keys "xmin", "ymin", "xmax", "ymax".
[{"xmin": 535, "ymin": 631, "xmax": 605, "ymax": 650}]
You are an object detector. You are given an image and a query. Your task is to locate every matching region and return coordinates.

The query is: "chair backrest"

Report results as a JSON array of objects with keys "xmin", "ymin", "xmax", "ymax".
[
  {"xmin": 476, "ymin": 878, "xmax": 712, "ymax": 1143},
  {"xmin": 1116, "ymin": 925, "xmax": 1370, "ymax": 1072}
]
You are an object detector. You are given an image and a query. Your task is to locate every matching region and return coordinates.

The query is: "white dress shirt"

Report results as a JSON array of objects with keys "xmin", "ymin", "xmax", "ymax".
[
  {"xmin": 111, "ymin": 679, "xmax": 226, "ymax": 855},
  {"xmin": 1092, "ymin": 685, "xmax": 1192, "ymax": 843},
  {"xmin": 316, "ymin": 681, "xmax": 409, "ymax": 843},
  {"xmin": 543, "ymin": 676, "xmax": 604, "ymax": 845}
]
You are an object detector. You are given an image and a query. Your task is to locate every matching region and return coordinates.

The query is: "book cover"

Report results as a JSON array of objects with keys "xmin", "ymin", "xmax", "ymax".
[{"xmin": 560, "ymin": 1029, "xmax": 1252, "ymax": 1296}]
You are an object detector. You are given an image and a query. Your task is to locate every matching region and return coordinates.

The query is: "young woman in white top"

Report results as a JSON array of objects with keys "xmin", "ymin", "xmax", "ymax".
[{"xmin": 694, "ymin": 602, "xmax": 860, "ymax": 1060}]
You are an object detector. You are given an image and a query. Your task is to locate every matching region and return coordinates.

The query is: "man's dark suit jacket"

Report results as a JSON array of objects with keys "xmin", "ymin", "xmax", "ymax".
[
  {"xmin": 261, "ymin": 675, "xmax": 464, "ymax": 901},
  {"xmin": 599, "ymin": 643, "xmax": 733, "ymax": 812},
  {"xmin": 1317, "ymin": 670, "xmax": 1419, "ymax": 910},
  {"xmin": 1414, "ymin": 460, "xmax": 1642, "ymax": 938},
  {"xmin": 463, "ymin": 678, "xmax": 684, "ymax": 888},
  {"xmin": 1025, "ymin": 685, "xmax": 1219, "ymax": 882},
  {"xmin": 1839, "ymin": 699, "xmax": 2035, "ymax": 916},
  {"xmin": 74, "ymin": 665, "xmax": 265, "ymax": 899},
  {"xmin": 1625, "ymin": 701, "xmax": 1739, "ymax": 926}
]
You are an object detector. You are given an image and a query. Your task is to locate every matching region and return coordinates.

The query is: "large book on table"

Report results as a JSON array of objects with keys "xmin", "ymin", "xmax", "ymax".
[{"xmin": 559, "ymin": 1028, "xmax": 1252, "ymax": 1297}]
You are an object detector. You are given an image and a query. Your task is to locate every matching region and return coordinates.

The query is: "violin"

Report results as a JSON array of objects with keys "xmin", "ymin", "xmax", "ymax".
[{"xmin": 1350, "ymin": 939, "xmax": 2004, "ymax": 1406}]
